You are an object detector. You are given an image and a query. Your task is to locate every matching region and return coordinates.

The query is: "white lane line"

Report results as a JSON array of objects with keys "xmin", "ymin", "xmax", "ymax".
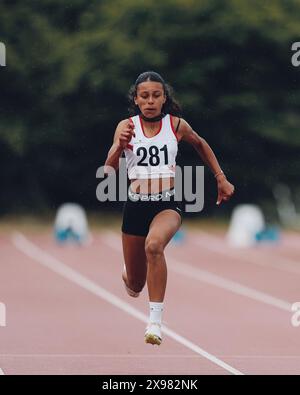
[
  {"xmin": 12, "ymin": 232, "xmax": 243, "ymax": 376},
  {"xmin": 0, "ymin": 368, "xmax": 4, "ymax": 375},
  {"xmin": 0, "ymin": 353, "xmax": 233, "ymax": 358},
  {"xmin": 2, "ymin": 354, "xmax": 300, "ymax": 359},
  {"xmin": 103, "ymin": 232, "xmax": 292, "ymax": 312},
  {"xmin": 169, "ymin": 259, "xmax": 292, "ymax": 312},
  {"xmin": 191, "ymin": 231, "xmax": 300, "ymax": 275}
]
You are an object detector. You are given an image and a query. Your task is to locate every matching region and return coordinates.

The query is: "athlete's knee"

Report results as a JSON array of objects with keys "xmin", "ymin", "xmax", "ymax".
[{"xmin": 145, "ymin": 237, "xmax": 164, "ymax": 259}]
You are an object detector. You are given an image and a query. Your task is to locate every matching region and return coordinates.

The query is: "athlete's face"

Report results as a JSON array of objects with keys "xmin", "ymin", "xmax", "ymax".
[{"xmin": 134, "ymin": 81, "xmax": 166, "ymax": 117}]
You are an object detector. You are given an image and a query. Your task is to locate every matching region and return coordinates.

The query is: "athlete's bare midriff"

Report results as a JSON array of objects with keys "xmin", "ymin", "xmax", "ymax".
[{"xmin": 130, "ymin": 177, "xmax": 175, "ymax": 194}]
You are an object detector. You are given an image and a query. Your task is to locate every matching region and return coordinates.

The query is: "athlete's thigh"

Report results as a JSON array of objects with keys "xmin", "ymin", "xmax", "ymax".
[
  {"xmin": 122, "ymin": 232, "xmax": 147, "ymax": 278},
  {"xmin": 147, "ymin": 209, "xmax": 182, "ymax": 248}
]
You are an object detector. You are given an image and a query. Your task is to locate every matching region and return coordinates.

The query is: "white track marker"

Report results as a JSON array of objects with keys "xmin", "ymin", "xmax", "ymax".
[
  {"xmin": 102, "ymin": 232, "xmax": 292, "ymax": 312},
  {"xmin": 12, "ymin": 232, "xmax": 243, "ymax": 376},
  {"xmin": 0, "ymin": 368, "xmax": 4, "ymax": 375}
]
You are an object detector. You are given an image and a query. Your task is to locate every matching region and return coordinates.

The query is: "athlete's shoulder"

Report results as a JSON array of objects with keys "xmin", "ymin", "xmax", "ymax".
[{"xmin": 169, "ymin": 116, "xmax": 192, "ymax": 142}]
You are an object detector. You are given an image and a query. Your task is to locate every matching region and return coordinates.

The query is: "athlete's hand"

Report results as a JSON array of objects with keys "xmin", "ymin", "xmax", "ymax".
[
  {"xmin": 216, "ymin": 176, "xmax": 235, "ymax": 205},
  {"xmin": 118, "ymin": 119, "xmax": 136, "ymax": 149}
]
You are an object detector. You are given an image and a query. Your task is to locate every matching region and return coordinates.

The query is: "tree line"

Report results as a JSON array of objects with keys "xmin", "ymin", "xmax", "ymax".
[{"xmin": 0, "ymin": 0, "xmax": 299, "ymax": 218}]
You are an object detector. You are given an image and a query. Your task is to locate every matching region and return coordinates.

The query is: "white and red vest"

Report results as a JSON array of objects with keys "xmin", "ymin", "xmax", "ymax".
[{"xmin": 124, "ymin": 114, "xmax": 179, "ymax": 179}]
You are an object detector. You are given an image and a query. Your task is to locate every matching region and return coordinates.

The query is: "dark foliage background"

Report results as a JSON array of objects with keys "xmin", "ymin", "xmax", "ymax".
[{"xmin": 0, "ymin": 0, "xmax": 299, "ymax": 218}]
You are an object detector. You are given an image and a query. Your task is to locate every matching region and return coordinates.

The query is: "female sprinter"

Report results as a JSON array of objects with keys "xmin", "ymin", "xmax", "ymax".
[{"xmin": 104, "ymin": 71, "xmax": 235, "ymax": 345}]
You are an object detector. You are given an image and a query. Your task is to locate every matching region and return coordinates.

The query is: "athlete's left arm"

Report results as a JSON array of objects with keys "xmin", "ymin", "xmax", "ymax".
[{"xmin": 178, "ymin": 119, "xmax": 235, "ymax": 205}]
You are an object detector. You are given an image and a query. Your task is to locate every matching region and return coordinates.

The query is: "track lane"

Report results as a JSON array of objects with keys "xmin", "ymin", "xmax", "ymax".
[{"xmin": 2, "ymin": 228, "xmax": 300, "ymax": 374}]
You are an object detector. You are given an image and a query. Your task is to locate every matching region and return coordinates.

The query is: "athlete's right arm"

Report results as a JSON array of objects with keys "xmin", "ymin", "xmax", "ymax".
[{"xmin": 104, "ymin": 119, "xmax": 135, "ymax": 174}]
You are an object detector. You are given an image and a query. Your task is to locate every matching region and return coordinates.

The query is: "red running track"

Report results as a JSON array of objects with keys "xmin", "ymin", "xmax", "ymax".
[{"xmin": 0, "ymin": 228, "xmax": 300, "ymax": 375}]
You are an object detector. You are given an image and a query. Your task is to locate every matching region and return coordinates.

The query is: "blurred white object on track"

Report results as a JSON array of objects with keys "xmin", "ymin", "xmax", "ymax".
[
  {"xmin": 227, "ymin": 204, "xmax": 265, "ymax": 248},
  {"xmin": 54, "ymin": 203, "xmax": 91, "ymax": 245}
]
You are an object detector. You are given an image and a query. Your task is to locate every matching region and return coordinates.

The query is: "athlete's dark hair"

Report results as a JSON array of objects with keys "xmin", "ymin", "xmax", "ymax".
[{"xmin": 128, "ymin": 71, "xmax": 182, "ymax": 116}]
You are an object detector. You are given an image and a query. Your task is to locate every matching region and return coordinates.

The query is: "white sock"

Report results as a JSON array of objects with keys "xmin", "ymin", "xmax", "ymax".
[{"xmin": 149, "ymin": 302, "xmax": 164, "ymax": 325}]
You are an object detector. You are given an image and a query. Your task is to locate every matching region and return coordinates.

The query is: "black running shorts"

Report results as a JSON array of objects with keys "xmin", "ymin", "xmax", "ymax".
[{"xmin": 121, "ymin": 187, "xmax": 183, "ymax": 237}]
